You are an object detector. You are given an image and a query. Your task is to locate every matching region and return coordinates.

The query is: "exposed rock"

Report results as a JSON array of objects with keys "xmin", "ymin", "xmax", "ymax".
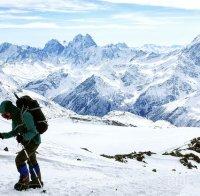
[
  {"xmin": 4, "ymin": 147, "xmax": 8, "ymax": 151},
  {"xmin": 81, "ymin": 148, "xmax": 92, "ymax": 153},
  {"xmin": 163, "ymin": 137, "xmax": 200, "ymax": 169},
  {"xmin": 152, "ymin": 169, "xmax": 157, "ymax": 172},
  {"xmin": 101, "ymin": 151, "xmax": 156, "ymax": 163}
]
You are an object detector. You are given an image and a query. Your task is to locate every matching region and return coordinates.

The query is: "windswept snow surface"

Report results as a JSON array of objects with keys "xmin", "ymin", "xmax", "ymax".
[
  {"xmin": 103, "ymin": 111, "xmax": 175, "ymax": 128},
  {"xmin": 0, "ymin": 118, "xmax": 200, "ymax": 195}
]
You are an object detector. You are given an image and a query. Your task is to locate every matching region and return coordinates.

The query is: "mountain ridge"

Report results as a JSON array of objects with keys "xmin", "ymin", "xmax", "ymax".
[{"xmin": 0, "ymin": 33, "xmax": 200, "ymax": 127}]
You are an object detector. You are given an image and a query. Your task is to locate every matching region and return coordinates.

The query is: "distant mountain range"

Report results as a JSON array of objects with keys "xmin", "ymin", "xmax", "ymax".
[{"xmin": 0, "ymin": 33, "xmax": 200, "ymax": 127}]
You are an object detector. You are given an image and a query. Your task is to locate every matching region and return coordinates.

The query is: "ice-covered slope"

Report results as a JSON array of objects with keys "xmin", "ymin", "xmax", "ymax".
[
  {"xmin": 24, "ymin": 70, "xmax": 77, "ymax": 99},
  {"xmin": 54, "ymin": 75, "xmax": 125, "ymax": 116},
  {"xmin": 149, "ymin": 92, "xmax": 200, "ymax": 127},
  {"xmin": 0, "ymin": 118, "xmax": 200, "ymax": 195}
]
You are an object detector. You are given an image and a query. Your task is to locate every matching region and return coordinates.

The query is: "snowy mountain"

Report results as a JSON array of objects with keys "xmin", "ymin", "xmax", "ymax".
[
  {"xmin": 54, "ymin": 75, "xmax": 124, "ymax": 116},
  {"xmin": 1, "ymin": 33, "xmax": 200, "ymax": 126},
  {"xmin": 24, "ymin": 70, "xmax": 77, "ymax": 99},
  {"xmin": 138, "ymin": 44, "xmax": 182, "ymax": 54},
  {"xmin": 0, "ymin": 67, "xmax": 171, "ymax": 127},
  {"xmin": 43, "ymin": 39, "xmax": 64, "ymax": 56},
  {"xmin": 132, "ymin": 35, "xmax": 200, "ymax": 126},
  {"xmin": 0, "ymin": 43, "xmax": 47, "ymax": 63},
  {"xmin": 65, "ymin": 34, "xmax": 97, "ymax": 51}
]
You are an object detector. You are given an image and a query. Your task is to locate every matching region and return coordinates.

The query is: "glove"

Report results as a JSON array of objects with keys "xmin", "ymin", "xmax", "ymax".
[
  {"xmin": 16, "ymin": 134, "xmax": 23, "ymax": 143},
  {"xmin": 0, "ymin": 133, "xmax": 4, "ymax": 139}
]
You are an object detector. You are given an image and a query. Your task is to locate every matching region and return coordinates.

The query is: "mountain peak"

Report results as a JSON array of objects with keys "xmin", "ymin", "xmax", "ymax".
[
  {"xmin": 115, "ymin": 43, "xmax": 128, "ymax": 49},
  {"xmin": 73, "ymin": 34, "xmax": 94, "ymax": 42},
  {"xmin": 191, "ymin": 34, "xmax": 200, "ymax": 45},
  {"xmin": 68, "ymin": 34, "xmax": 97, "ymax": 50},
  {"xmin": 0, "ymin": 42, "xmax": 12, "ymax": 53},
  {"xmin": 43, "ymin": 39, "xmax": 64, "ymax": 55}
]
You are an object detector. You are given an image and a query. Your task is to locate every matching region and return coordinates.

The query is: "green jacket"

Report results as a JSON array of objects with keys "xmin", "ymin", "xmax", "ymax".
[{"xmin": 0, "ymin": 100, "xmax": 41, "ymax": 144}]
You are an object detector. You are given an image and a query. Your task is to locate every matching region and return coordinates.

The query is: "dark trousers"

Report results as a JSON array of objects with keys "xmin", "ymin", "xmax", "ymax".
[{"xmin": 15, "ymin": 140, "xmax": 39, "ymax": 170}]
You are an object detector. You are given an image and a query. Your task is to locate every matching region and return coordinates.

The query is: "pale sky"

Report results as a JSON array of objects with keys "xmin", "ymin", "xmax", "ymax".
[{"xmin": 0, "ymin": 0, "xmax": 200, "ymax": 47}]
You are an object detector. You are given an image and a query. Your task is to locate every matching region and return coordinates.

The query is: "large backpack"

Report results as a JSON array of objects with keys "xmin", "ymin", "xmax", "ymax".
[{"xmin": 14, "ymin": 93, "xmax": 48, "ymax": 134}]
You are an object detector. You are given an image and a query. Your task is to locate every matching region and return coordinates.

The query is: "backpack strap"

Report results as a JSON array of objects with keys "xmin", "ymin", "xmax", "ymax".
[
  {"xmin": 37, "ymin": 120, "xmax": 48, "ymax": 124},
  {"xmin": 20, "ymin": 105, "xmax": 28, "ymax": 126},
  {"xmin": 13, "ymin": 124, "xmax": 25, "ymax": 132},
  {"xmin": 28, "ymin": 107, "xmax": 42, "ymax": 111}
]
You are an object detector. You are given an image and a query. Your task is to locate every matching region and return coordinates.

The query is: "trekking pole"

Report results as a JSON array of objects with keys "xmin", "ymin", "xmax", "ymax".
[{"xmin": 23, "ymin": 149, "xmax": 46, "ymax": 193}]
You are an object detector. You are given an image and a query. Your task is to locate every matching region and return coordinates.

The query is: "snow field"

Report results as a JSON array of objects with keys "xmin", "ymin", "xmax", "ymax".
[{"xmin": 0, "ymin": 118, "xmax": 200, "ymax": 195}]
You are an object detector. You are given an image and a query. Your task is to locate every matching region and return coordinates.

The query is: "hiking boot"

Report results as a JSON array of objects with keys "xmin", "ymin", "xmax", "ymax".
[
  {"xmin": 14, "ymin": 175, "xmax": 29, "ymax": 191},
  {"xmin": 14, "ymin": 164, "xmax": 30, "ymax": 191}
]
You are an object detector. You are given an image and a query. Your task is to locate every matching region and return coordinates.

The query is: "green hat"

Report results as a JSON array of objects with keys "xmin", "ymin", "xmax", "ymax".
[{"xmin": 0, "ymin": 100, "xmax": 14, "ymax": 114}]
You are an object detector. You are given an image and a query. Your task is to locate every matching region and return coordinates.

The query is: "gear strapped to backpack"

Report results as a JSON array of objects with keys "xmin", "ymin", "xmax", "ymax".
[{"xmin": 14, "ymin": 93, "xmax": 48, "ymax": 134}]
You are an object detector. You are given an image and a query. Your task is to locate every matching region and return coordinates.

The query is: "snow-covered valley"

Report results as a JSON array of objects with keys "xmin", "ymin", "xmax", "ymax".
[{"xmin": 0, "ymin": 118, "xmax": 200, "ymax": 196}]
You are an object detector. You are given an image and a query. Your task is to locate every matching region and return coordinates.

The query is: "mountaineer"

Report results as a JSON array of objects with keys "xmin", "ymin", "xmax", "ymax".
[{"xmin": 0, "ymin": 100, "xmax": 43, "ymax": 191}]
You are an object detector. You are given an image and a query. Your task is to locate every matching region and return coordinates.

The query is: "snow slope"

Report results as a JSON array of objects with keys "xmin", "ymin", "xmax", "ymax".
[
  {"xmin": 0, "ymin": 118, "xmax": 200, "ymax": 195},
  {"xmin": 103, "ymin": 111, "xmax": 175, "ymax": 128}
]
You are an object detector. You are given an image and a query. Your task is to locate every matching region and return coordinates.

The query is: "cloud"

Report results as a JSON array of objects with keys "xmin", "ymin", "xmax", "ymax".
[
  {"xmin": 0, "ymin": 22, "xmax": 59, "ymax": 28},
  {"xmin": 0, "ymin": 9, "xmax": 30, "ymax": 14},
  {"xmin": 101, "ymin": 0, "xmax": 200, "ymax": 10},
  {"xmin": 0, "ymin": 22, "xmax": 153, "ymax": 30},
  {"xmin": 0, "ymin": 14, "xmax": 43, "ymax": 20},
  {"xmin": 0, "ymin": 0, "xmax": 100, "ymax": 12},
  {"xmin": 0, "ymin": 8, "xmax": 44, "ymax": 21},
  {"xmin": 112, "ymin": 13, "xmax": 184, "ymax": 26},
  {"xmin": 57, "ymin": 24, "xmax": 153, "ymax": 30},
  {"xmin": 112, "ymin": 13, "xmax": 160, "ymax": 26}
]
